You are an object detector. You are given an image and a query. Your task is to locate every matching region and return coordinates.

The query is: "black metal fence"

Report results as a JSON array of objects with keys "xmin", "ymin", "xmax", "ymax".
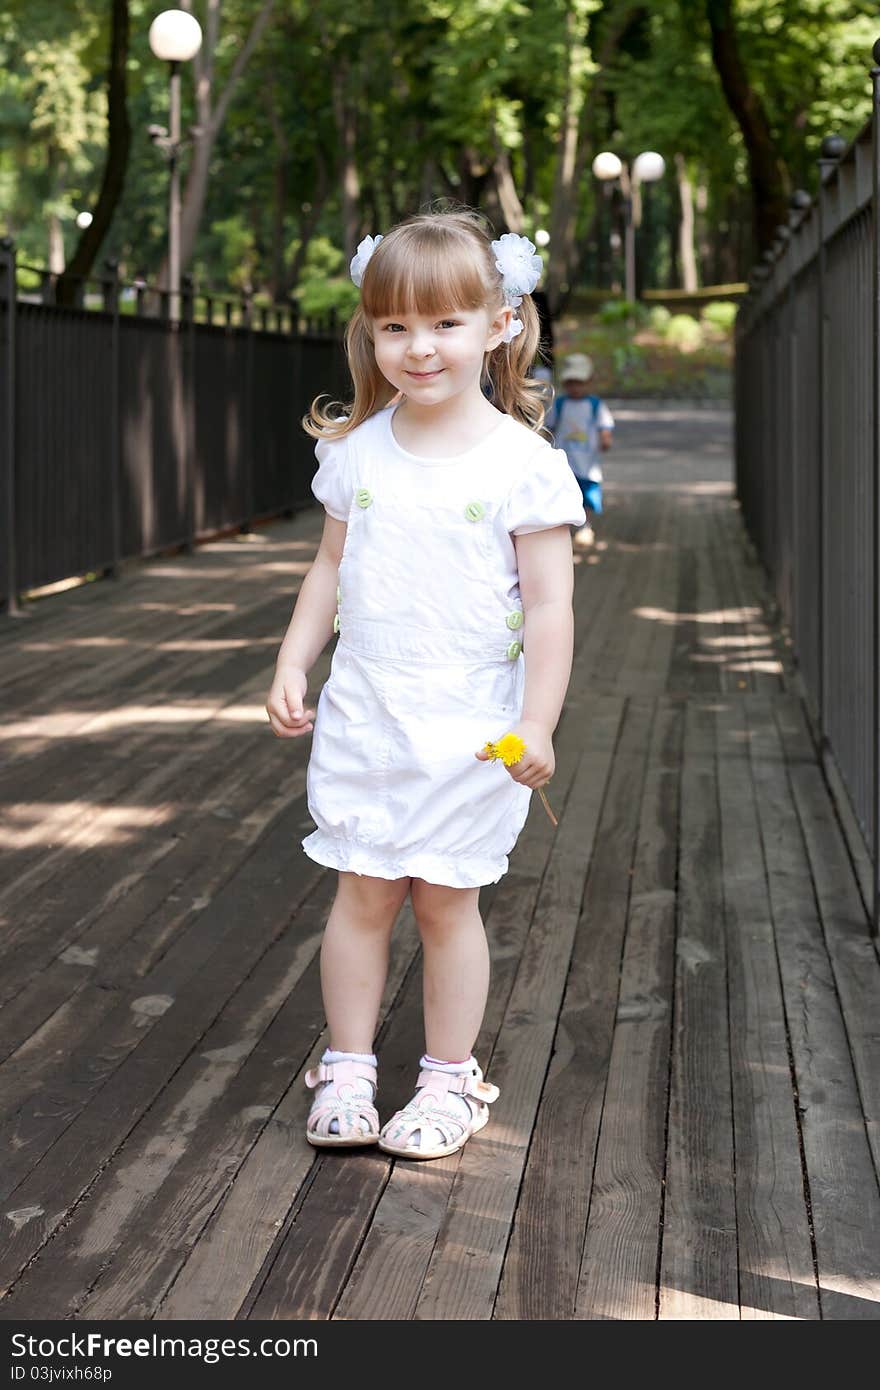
[
  {"xmin": 734, "ymin": 56, "xmax": 880, "ymax": 931},
  {"xmin": 0, "ymin": 243, "xmax": 349, "ymax": 610}
]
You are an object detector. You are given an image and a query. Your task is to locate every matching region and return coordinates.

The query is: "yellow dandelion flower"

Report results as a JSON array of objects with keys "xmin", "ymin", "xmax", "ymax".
[
  {"xmin": 494, "ymin": 732, "xmax": 526, "ymax": 767},
  {"xmin": 480, "ymin": 730, "xmax": 558, "ymax": 827}
]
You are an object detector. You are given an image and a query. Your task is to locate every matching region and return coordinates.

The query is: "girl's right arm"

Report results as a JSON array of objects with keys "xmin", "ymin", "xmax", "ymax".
[{"xmin": 265, "ymin": 514, "xmax": 347, "ymax": 739}]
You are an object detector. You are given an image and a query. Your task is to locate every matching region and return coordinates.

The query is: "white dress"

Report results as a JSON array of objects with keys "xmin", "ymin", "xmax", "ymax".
[{"xmin": 302, "ymin": 403, "xmax": 586, "ymax": 888}]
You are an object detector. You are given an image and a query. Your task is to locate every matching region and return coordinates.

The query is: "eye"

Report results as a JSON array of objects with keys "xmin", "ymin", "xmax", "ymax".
[
  {"xmin": 438, "ymin": 319, "xmax": 461, "ymax": 329},
  {"xmin": 381, "ymin": 322, "xmax": 405, "ymax": 333}
]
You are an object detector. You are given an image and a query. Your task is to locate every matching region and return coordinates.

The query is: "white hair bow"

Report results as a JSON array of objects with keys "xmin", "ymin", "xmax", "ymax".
[
  {"xmin": 349, "ymin": 235, "xmax": 383, "ymax": 287},
  {"xmin": 491, "ymin": 233, "xmax": 543, "ymax": 344}
]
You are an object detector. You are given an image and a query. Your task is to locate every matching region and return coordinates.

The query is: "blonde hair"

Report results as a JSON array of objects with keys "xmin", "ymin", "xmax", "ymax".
[{"xmin": 303, "ymin": 208, "xmax": 547, "ymax": 440}]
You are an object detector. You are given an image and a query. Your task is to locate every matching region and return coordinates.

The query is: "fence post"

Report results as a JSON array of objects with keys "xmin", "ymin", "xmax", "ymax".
[
  {"xmin": 102, "ymin": 258, "xmax": 122, "ymax": 578},
  {"xmin": 817, "ymin": 134, "xmax": 845, "ymax": 754},
  {"xmin": 872, "ymin": 46, "xmax": 880, "ymax": 936},
  {"xmin": 0, "ymin": 237, "xmax": 20, "ymax": 617},
  {"xmin": 243, "ymin": 288, "xmax": 255, "ymax": 533},
  {"xmin": 182, "ymin": 273, "xmax": 196, "ymax": 550}
]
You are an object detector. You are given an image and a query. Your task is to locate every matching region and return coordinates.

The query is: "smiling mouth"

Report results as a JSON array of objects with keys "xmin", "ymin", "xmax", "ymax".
[{"xmin": 405, "ymin": 369, "xmax": 444, "ymax": 378}]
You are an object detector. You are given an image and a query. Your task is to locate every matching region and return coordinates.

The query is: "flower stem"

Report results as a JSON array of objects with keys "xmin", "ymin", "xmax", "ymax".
[{"xmin": 538, "ymin": 787, "xmax": 558, "ymax": 828}]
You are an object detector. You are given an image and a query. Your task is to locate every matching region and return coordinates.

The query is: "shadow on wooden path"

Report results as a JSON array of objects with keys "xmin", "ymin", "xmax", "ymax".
[{"xmin": 1, "ymin": 403, "xmax": 879, "ymax": 1320}]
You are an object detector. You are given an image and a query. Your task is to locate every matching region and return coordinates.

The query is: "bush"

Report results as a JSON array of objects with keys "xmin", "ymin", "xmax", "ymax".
[
  {"xmin": 294, "ymin": 237, "xmax": 361, "ymax": 321},
  {"xmin": 701, "ymin": 300, "xmax": 738, "ymax": 333},
  {"xmin": 598, "ymin": 298, "xmax": 643, "ymax": 325},
  {"xmin": 648, "ymin": 305, "xmax": 671, "ymax": 332},
  {"xmin": 664, "ymin": 313, "xmax": 703, "ymax": 351}
]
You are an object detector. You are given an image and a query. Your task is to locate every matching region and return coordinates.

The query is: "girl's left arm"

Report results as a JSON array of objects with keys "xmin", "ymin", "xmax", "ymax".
[{"xmin": 475, "ymin": 525, "xmax": 574, "ymax": 789}]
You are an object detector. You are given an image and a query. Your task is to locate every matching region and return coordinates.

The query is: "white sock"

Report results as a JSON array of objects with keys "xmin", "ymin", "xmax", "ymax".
[
  {"xmin": 323, "ymin": 1048, "xmax": 377, "ymax": 1066},
  {"xmin": 420, "ymin": 1054, "xmax": 477, "ymax": 1074},
  {"xmin": 316, "ymin": 1048, "xmax": 377, "ymax": 1135}
]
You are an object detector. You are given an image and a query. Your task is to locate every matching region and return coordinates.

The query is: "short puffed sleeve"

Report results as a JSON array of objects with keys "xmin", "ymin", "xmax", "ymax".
[
  {"xmin": 311, "ymin": 435, "xmax": 352, "ymax": 521},
  {"xmin": 503, "ymin": 444, "xmax": 587, "ymax": 535}
]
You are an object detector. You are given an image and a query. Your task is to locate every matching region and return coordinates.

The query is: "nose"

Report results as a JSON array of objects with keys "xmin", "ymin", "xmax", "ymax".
[{"xmin": 406, "ymin": 330, "xmax": 436, "ymax": 359}]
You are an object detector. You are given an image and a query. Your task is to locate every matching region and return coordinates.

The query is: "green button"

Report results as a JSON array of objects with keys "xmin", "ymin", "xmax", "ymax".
[
  {"xmin": 506, "ymin": 611, "xmax": 523, "ymax": 630},
  {"xmin": 355, "ymin": 488, "xmax": 372, "ymax": 508},
  {"xmin": 464, "ymin": 500, "xmax": 485, "ymax": 522},
  {"xmin": 506, "ymin": 640, "xmax": 522, "ymax": 660},
  {"xmin": 333, "ymin": 613, "xmax": 341, "ymax": 634}
]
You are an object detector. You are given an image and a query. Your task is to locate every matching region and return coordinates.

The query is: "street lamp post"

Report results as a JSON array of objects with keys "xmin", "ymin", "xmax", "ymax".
[
  {"xmin": 148, "ymin": 9, "xmax": 202, "ymax": 320},
  {"xmin": 591, "ymin": 150, "xmax": 666, "ymax": 302}
]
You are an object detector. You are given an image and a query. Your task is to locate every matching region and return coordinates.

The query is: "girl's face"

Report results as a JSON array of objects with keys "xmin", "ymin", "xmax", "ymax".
[{"xmin": 370, "ymin": 305, "xmax": 511, "ymax": 405}]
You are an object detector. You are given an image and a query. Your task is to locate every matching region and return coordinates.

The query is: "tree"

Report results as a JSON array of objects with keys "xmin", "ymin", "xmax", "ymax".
[
  {"xmin": 57, "ymin": 0, "xmax": 130, "ymax": 304},
  {"xmin": 703, "ymin": 0, "xmax": 787, "ymax": 252}
]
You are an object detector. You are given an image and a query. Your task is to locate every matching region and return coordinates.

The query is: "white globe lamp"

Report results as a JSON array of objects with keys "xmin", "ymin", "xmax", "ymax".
[
  {"xmin": 534, "ymin": 228, "xmax": 550, "ymax": 248},
  {"xmin": 148, "ymin": 9, "xmax": 203, "ymax": 63},
  {"xmin": 632, "ymin": 151, "xmax": 666, "ymax": 184},
  {"xmin": 75, "ymin": 211, "xmax": 93, "ymax": 230},
  {"xmin": 592, "ymin": 151, "xmax": 623, "ymax": 182}
]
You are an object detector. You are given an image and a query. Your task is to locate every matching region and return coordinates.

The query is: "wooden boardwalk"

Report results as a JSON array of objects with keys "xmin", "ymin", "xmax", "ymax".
[{"xmin": 1, "ymin": 403, "xmax": 879, "ymax": 1321}]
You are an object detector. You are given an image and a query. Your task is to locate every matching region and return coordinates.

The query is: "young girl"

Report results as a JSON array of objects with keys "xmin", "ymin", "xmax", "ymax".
[{"xmin": 265, "ymin": 210, "xmax": 585, "ymax": 1160}]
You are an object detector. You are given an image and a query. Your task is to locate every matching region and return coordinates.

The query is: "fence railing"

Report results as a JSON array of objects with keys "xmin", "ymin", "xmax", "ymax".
[
  {"xmin": 734, "ymin": 45, "xmax": 880, "ymax": 933},
  {"xmin": 0, "ymin": 243, "xmax": 349, "ymax": 612}
]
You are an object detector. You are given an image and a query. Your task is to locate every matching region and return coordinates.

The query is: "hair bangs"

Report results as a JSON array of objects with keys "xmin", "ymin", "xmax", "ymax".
[{"xmin": 360, "ymin": 225, "xmax": 495, "ymax": 320}]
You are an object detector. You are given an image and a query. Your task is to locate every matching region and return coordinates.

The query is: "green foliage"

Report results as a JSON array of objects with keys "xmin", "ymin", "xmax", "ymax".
[
  {"xmin": 294, "ymin": 236, "xmax": 360, "ymax": 319},
  {"xmin": 701, "ymin": 300, "xmax": 738, "ymax": 332},
  {"xmin": 1, "ymin": 0, "xmax": 877, "ymax": 294},
  {"xmin": 598, "ymin": 299, "xmax": 643, "ymax": 325},
  {"xmin": 664, "ymin": 313, "xmax": 704, "ymax": 351},
  {"xmin": 649, "ymin": 305, "xmax": 672, "ymax": 331}
]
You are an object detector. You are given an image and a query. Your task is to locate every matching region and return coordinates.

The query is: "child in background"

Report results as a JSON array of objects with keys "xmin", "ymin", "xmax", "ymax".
[
  {"xmin": 545, "ymin": 353, "xmax": 614, "ymax": 546},
  {"xmin": 265, "ymin": 211, "xmax": 585, "ymax": 1160}
]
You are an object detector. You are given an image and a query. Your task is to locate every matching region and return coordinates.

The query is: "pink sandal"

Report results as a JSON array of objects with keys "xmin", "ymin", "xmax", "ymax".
[
  {"xmin": 378, "ymin": 1061, "xmax": 499, "ymax": 1160},
  {"xmin": 305, "ymin": 1056, "xmax": 380, "ymax": 1148}
]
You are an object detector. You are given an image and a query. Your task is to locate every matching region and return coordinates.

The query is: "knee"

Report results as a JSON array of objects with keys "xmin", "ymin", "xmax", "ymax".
[
  {"xmin": 411, "ymin": 879, "xmax": 479, "ymax": 937},
  {"xmin": 336, "ymin": 873, "xmax": 410, "ymax": 927}
]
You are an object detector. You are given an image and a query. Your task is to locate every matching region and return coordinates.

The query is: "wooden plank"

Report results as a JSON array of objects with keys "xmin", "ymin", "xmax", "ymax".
[
  {"xmin": 0, "ymin": 791, "xmax": 317, "ymax": 1183},
  {"xmin": 572, "ymin": 700, "xmax": 682, "ymax": 1320},
  {"xmin": 0, "ymin": 601, "xmax": 292, "ymax": 902},
  {"xmin": 774, "ymin": 696, "xmax": 880, "ymax": 1187},
  {"xmin": 746, "ymin": 696, "xmax": 880, "ymax": 1318},
  {"xmin": 154, "ymin": 907, "xmax": 423, "ymax": 1321},
  {"xmin": 0, "ymin": 682, "xmax": 307, "ymax": 1056},
  {"xmin": 658, "ymin": 698, "xmax": 738, "ymax": 1319},
  {"xmin": 716, "ymin": 697, "xmax": 818, "ymax": 1319},
  {"xmin": 331, "ymin": 697, "xmax": 622, "ymax": 1321},
  {"xmin": 0, "ymin": 812, "xmax": 326, "ymax": 1295},
  {"xmin": 414, "ymin": 700, "xmax": 651, "ymax": 1320},
  {"xmin": 0, "ymin": 881, "xmax": 332, "ymax": 1317}
]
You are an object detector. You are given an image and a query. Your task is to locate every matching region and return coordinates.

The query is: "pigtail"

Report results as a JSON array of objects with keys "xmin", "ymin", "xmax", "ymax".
[
  {"xmin": 484, "ymin": 295, "xmax": 550, "ymax": 433},
  {"xmin": 303, "ymin": 306, "xmax": 396, "ymax": 440}
]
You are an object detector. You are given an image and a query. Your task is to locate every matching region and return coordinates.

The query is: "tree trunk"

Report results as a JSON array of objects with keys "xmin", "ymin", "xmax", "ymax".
[
  {"xmin": 546, "ymin": 3, "xmax": 584, "ymax": 312},
  {"xmin": 675, "ymin": 153, "xmax": 698, "ymax": 291},
  {"xmin": 56, "ymin": 0, "xmax": 130, "ymax": 306},
  {"xmin": 48, "ymin": 213, "xmax": 65, "ymax": 276},
  {"xmin": 156, "ymin": 0, "xmax": 278, "ymax": 286},
  {"xmin": 332, "ymin": 63, "xmax": 361, "ymax": 261},
  {"xmin": 491, "ymin": 139, "xmax": 524, "ymax": 235},
  {"xmin": 705, "ymin": 0, "xmax": 788, "ymax": 253},
  {"xmin": 695, "ymin": 177, "xmax": 711, "ymax": 284}
]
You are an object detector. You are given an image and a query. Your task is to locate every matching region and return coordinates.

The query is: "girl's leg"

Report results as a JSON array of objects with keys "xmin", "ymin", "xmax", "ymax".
[
  {"xmin": 377, "ymin": 879, "xmax": 498, "ymax": 1158},
  {"xmin": 320, "ymin": 870, "xmax": 411, "ymax": 1052},
  {"xmin": 410, "ymin": 879, "xmax": 488, "ymax": 1060}
]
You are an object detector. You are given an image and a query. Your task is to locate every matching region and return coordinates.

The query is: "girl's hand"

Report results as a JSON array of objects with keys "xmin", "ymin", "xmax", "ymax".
[
  {"xmin": 266, "ymin": 665, "xmax": 315, "ymax": 738},
  {"xmin": 475, "ymin": 720, "xmax": 555, "ymax": 789}
]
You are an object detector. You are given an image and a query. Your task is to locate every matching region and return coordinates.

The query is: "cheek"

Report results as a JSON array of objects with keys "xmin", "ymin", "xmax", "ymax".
[{"xmin": 372, "ymin": 337, "xmax": 400, "ymax": 374}]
